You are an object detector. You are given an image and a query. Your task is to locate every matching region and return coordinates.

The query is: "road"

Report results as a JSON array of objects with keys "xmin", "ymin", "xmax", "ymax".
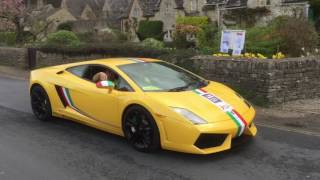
[{"xmin": 0, "ymin": 75, "xmax": 319, "ymax": 180}]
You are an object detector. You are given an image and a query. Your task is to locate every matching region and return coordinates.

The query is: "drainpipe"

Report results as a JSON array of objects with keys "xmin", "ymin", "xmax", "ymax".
[
  {"xmin": 217, "ymin": 4, "xmax": 221, "ymax": 28},
  {"xmin": 305, "ymin": 3, "xmax": 310, "ymax": 19}
]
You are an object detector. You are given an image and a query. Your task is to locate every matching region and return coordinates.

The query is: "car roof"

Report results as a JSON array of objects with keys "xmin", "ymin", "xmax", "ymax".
[
  {"xmin": 89, "ymin": 58, "xmax": 163, "ymax": 67},
  {"xmin": 33, "ymin": 58, "xmax": 164, "ymax": 72}
]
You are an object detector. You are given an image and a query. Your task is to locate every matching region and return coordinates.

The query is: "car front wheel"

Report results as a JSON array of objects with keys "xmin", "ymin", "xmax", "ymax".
[
  {"xmin": 31, "ymin": 85, "xmax": 52, "ymax": 121},
  {"xmin": 123, "ymin": 106, "xmax": 160, "ymax": 152}
]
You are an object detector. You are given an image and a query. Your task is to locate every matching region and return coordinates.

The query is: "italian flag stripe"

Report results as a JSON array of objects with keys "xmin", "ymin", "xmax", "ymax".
[
  {"xmin": 61, "ymin": 87, "xmax": 79, "ymax": 111},
  {"xmin": 230, "ymin": 110, "xmax": 245, "ymax": 135},
  {"xmin": 199, "ymin": 88, "xmax": 207, "ymax": 93},
  {"xmin": 62, "ymin": 88, "xmax": 72, "ymax": 107},
  {"xmin": 65, "ymin": 88, "xmax": 75, "ymax": 107},
  {"xmin": 233, "ymin": 109, "xmax": 247, "ymax": 126},
  {"xmin": 96, "ymin": 81, "xmax": 114, "ymax": 88},
  {"xmin": 58, "ymin": 86, "xmax": 69, "ymax": 106},
  {"xmin": 193, "ymin": 89, "xmax": 201, "ymax": 94},
  {"xmin": 226, "ymin": 111, "xmax": 242, "ymax": 136},
  {"xmin": 59, "ymin": 86, "xmax": 85, "ymax": 115},
  {"xmin": 193, "ymin": 88, "xmax": 247, "ymax": 137}
]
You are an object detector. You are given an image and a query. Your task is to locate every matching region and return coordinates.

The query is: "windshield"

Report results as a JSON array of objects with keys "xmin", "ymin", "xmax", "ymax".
[{"xmin": 118, "ymin": 62, "xmax": 208, "ymax": 92}]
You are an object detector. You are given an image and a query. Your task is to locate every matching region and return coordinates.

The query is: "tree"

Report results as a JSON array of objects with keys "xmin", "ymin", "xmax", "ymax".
[{"xmin": 0, "ymin": 0, "xmax": 26, "ymax": 43}]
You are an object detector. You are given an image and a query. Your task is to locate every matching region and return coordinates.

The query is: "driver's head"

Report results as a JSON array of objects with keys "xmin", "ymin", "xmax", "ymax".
[{"xmin": 93, "ymin": 72, "xmax": 108, "ymax": 83}]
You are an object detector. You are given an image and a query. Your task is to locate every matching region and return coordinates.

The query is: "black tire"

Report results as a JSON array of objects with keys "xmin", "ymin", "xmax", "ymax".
[
  {"xmin": 123, "ymin": 106, "xmax": 160, "ymax": 153},
  {"xmin": 30, "ymin": 85, "xmax": 53, "ymax": 121}
]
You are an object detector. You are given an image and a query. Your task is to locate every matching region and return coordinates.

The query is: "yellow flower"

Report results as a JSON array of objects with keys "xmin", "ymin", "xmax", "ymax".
[{"xmin": 257, "ymin": 53, "xmax": 267, "ymax": 59}]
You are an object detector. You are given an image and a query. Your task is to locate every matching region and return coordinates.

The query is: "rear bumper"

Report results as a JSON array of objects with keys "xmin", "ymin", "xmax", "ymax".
[{"xmin": 160, "ymin": 107, "xmax": 257, "ymax": 154}]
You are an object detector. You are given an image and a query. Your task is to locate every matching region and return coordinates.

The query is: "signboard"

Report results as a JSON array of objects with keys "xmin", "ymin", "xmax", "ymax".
[{"xmin": 220, "ymin": 30, "xmax": 246, "ymax": 56}]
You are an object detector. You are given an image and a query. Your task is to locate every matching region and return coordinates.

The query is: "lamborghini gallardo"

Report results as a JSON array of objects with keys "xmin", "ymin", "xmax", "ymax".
[{"xmin": 30, "ymin": 58, "xmax": 257, "ymax": 154}]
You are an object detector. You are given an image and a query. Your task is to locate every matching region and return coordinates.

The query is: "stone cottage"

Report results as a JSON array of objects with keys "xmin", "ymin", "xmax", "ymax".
[
  {"xmin": 122, "ymin": 0, "xmax": 309, "ymax": 41},
  {"xmin": 24, "ymin": 0, "xmax": 130, "ymax": 33}
]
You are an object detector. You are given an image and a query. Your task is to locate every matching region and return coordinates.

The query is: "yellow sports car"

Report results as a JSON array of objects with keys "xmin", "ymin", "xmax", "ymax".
[{"xmin": 30, "ymin": 58, "xmax": 257, "ymax": 154}]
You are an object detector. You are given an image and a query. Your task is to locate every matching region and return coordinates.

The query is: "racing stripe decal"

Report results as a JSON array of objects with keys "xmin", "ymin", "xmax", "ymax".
[
  {"xmin": 56, "ymin": 86, "xmax": 81, "ymax": 113},
  {"xmin": 127, "ymin": 58, "xmax": 145, "ymax": 63},
  {"xmin": 193, "ymin": 89, "xmax": 247, "ymax": 136}
]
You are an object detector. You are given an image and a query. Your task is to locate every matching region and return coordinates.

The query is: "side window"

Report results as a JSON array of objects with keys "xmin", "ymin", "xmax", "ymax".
[
  {"xmin": 115, "ymin": 76, "xmax": 133, "ymax": 92},
  {"xmin": 67, "ymin": 65, "xmax": 89, "ymax": 78},
  {"xmin": 68, "ymin": 64, "xmax": 134, "ymax": 92}
]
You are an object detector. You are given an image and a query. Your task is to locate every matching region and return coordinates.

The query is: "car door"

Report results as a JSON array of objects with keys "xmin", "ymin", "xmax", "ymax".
[{"xmin": 64, "ymin": 64, "xmax": 133, "ymax": 129}]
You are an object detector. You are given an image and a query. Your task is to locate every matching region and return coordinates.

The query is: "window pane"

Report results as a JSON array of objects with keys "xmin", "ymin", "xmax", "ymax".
[{"xmin": 67, "ymin": 65, "xmax": 88, "ymax": 77}]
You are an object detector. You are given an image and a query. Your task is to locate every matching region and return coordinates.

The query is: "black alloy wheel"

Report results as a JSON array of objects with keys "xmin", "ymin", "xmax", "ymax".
[
  {"xmin": 31, "ymin": 85, "xmax": 52, "ymax": 121},
  {"xmin": 123, "ymin": 106, "xmax": 160, "ymax": 152}
]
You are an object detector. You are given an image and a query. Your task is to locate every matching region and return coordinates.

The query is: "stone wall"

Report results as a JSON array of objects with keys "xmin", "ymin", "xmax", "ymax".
[
  {"xmin": 192, "ymin": 56, "xmax": 320, "ymax": 104},
  {"xmin": 0, "ymin": 47, "xmax": 28, "ymax": 69}
]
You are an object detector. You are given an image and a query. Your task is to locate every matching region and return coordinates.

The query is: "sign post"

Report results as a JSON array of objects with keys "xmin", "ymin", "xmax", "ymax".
[{"xmin": 220, "ymin": 30, "xmax": 246, "ymax": 56}]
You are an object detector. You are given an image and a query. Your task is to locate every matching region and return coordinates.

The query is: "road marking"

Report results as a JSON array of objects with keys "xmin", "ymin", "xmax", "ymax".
[{"xmin": 256, "ymin": 122, "xmax": 320, "ymax": 137}]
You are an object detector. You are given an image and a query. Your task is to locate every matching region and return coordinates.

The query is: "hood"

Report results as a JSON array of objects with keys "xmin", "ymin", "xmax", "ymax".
[{"xmin": 145, "ymin": 82, "xmax": 250, "ymax": 123}]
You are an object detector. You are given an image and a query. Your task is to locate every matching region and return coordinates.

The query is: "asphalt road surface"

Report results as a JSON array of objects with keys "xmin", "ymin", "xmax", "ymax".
[{"xmin": 0, "ymin": 76, "xmax": 319, "ymax": 180}]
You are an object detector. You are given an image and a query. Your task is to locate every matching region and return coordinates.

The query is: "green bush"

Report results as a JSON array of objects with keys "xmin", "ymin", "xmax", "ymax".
[
  {"xmin": 176, "ymin": 16, "xmax": 209, "ymax": 27},
  {"xmin": 173, "ymin": 32, "xmax": 195, "ymax": 49},
  {"xmin": 0, "ymin": 32, "xmax": 16, "ymax": 46},
  {"xmin": 57, "ymin": 22, "xmax": 73, "ymax": 31},
  {"xmin": 113, "ymin": 29, "xmax": 128, "ymax": 41},
  {"xmin": 245, "ymin": 26, "xmax": 280, "ymax": 57},
  {"xmin": 270, "ymin": 16, "xmax": 319, "ymax": 57},
  {"xmin": 196, "ymin": 24, "xmax": 219, "ymax": 54},
  {"xmin": 37, "ymin": 42, "xmax": 170, "ymax": 58},
  {"xmin": 45, "ymin": 30, "xmax": 80, "ymax": 47},
  {"xmin": 137, "ymin": 20, "xmax": 164, "ymax": 41},
  {"xmin": 197, "ymin": 24, "xmax": 218, "ymax": 48},
  {"xmin": 142, "ymin": 38, "xmax": 165, "ymax": 50}
]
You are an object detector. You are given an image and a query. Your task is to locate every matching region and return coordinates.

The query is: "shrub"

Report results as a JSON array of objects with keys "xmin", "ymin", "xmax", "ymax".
[
  {"xmin": 45, "ymin": 30, "xmax": 80, "ymax": 47},
  {"xmin": 137, "ymin": 20, "xmax": 164, "ymax": 41},
  {"xmin": 76, "ymin": 32, "xmax": 94, "ymax": 43},
  {"xmin": 37, "ymin": 42, "xmax": 169, "ymax": 58},
  {"xmin": 270, "ymin": 16, "xmax": 319, "ymax": 57},
  {"xmin": 197, "ymin": 24, "xmax": 219, "ymax": 51},
  {"xmin": 173, "ymin": 32, "xmax": 195, "ymax": 49},
  {"xmin": 174, "ymin": 16, "xmax": 210, "ymax": 50},
  {"xmin": 0, "ymin": 32, "xmax": 16, "ymax": 46},
  {"xmin": 245, "ymin": 26, "xmax": 280, "ymax": 57},
  {"xmin": 57, "ymin": 22, "xmax": 74, "ymax": 31},
  {"xmin": 142, "ymin": 38, "xmax": 165, "ymax": 50},
  {"xmin": 113, "ymin": 29, "xmax": 128, "ymax": 41},
  {"xmin": 176, "ymin": 16, "xmax": 209, "ymax": 27}
]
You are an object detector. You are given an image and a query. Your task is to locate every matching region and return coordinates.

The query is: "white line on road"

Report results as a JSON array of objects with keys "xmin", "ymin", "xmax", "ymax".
[{"xmin": 256, "ymin": 122, "xmax": 320, "ymax": 137}]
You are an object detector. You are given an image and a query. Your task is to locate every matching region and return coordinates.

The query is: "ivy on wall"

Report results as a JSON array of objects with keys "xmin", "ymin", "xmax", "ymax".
[
  {"xmin": 137, "ymin": 20, "xmax": 164, "ymax": 41},
  {"xmin": 176, "ymin": 16, "xmax": 209, "ymax": 27}
]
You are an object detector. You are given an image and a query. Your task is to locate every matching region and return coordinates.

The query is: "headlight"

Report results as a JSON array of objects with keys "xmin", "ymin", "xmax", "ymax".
[{"xmin": 172, "ymin": 107, "xmax": 207, "ymax": 125}]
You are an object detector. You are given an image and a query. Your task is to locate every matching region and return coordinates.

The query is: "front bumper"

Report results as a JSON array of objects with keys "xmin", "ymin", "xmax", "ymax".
[{"xmin": 159, "ymin": 107, "xmax": 257, "ymax": 154}]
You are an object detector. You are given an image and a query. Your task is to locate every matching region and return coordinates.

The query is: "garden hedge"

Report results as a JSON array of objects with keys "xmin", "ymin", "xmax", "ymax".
[{"xmin": 137, "ymin": 20, "xmax": 164, "ymax": 41}]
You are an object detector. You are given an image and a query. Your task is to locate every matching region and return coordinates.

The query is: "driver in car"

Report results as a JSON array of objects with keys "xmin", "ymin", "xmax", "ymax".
[
  {"xmin": 92, "ymin": 72, "xmax": 109, "ymax": 83},
  {"xmin": 92, "ymin": 71, "xmax": 119, "ymax": 89}
]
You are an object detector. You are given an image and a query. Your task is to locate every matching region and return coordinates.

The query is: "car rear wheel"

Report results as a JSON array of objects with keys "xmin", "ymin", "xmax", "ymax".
[
  {"xmin": 123, "ymin": 106, "xmax": 160, "ymax": 152},
  {"xmin": 31, "ymin": 85, "xmax": 52, "ymax": 121}
]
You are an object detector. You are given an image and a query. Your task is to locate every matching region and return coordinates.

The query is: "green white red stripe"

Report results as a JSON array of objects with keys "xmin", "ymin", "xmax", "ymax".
[
  {"xmin": 96, "ymin": 81, "xmax": 114, "ymax": 88},
  {"xmin": 193, "ymin": 88, "xmax": 247, "ymax": 136},
  {"xmin": 60, "ymin": 87, "xmax": 80, "ymax": 112},
  {"xmin": 127, "ymin": 58, "xmax": 145, "ymax": 63}
]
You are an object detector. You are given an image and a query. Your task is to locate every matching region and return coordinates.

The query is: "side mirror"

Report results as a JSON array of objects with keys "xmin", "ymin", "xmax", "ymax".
[{"xmin": 96, "ymin": 81, "xmax": 115, "ymax": 89}]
